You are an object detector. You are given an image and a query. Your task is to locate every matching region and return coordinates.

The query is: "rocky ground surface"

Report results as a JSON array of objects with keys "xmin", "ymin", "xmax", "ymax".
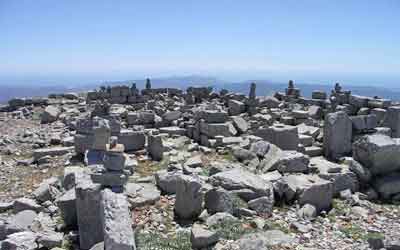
[{"xmin": 0, "ymin": 82, "xmax": 399, "ymax": 250}]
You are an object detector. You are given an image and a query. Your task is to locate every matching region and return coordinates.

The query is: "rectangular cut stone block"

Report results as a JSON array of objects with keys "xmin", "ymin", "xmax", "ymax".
[
  {"xmin": 101, "ymin": 189, "xmax": 136, "ymax": 250},
  {"xmin": 255, "ymin": 124, "xmax": 299, "ymax": 150},
  {"xmin": 195, "ymin": 110, "xmax": 229, "ymax": 123},
  {"xmin": 199, "ymin": 122, "xmax": 237, "ymax": 138},
  {"xmin": 33, "ymin": 146, "xmax": 73, "ymax": 161},
  {"xmin": 159, "ymin": 126, "xmax": 186, "ymax": 136},
  {"xmin": 76, "ymin": 180, "xmax": 103, "ymax": 250},
  {"xmin": 353, "ymin": 134, "xmax": 400, "ymax": 176},
  {"xmin": 117, "ymin": 129, "xmax": 145, "ymax": 151},
  {"xmin": 384, "ymin": 106, "xmax": 400, "ymax": 138},
  {"xmin": 323, "ymin": 111, "xmax": 352, "ymax": 160},
  {"xmin": 91, "ymin": 171, "xmax": 128, "ymax": 187},
  {"xmin": 103, "ymin": 152, "xmax": 126, "ymax": 171}
]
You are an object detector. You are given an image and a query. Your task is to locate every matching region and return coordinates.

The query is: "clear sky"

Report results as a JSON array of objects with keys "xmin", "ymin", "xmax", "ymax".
[{"xmin": 1, "ymin": 0, "xmax": 399, "ymax": 85}]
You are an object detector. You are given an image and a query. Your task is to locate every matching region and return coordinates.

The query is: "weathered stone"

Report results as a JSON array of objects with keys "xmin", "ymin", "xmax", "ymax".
[
  {"xmin": 63, "ymin": 166, "xmax": 85, "ymax": 190},
  {"xmin": 154, "ymin": 170, "xmax": 182, "ymax": 194},
  {"xmin": 103, "ymin": 152, "xmax": 126, "ymax": 171},
  {"xmin": 148, "ymin": 133, "xmax": 164, "ymax": 161},
  {"xmin": 191, "ymin": 224, "xmax": 219, "ymax": 249},
  {"xmin": 228, "ymin": 100, "xmax": 246, "ymax": 116},
  {"xmin": 205, "ymin": 212, "xmax": 238, "ymax": 227},
  {"xmin": 41, "ymin": 106, "xmax": 60, "ymax": 123},
  {"xmin": 76, "ymin": 180, "xmax": 103, "ymax": 250},
  {"xmin": 384, "ymin": 106, "xmax": 400, "ymax": 138},
  {"xmin": 255, "ymin": 124, "xmax": 299, "ymax": 151},
  {"xmin": 125, "ymin": 183, "xmax": 160, "ymax": 208},
  {"xmin": 210, "ymin": 169, "xmax": 274, "ymax": 199},
  {"xmin": 232, "ymin": 116, "xmax": 249, "ymax": 134},
  {"xmin": 311, "ymin": 157, "xmax": 359, "ymax": 194},
  {"xmin": 276, "ymin": 174, "xmax": 334, "ymax": 212},
  {"xmin": 101, "ymin": 189, "xmax": 136, "ymax": 250},
  {"xmin": 323, "ymin": 111, "xmax": 352, "ymax": 160},
  {"xmin": 117, "ymin": 129, "xmax": 145, "ymax": 151},
  {"xmin": 13, "ymin": 198, "xmax": 42, "ymax": 213},
  {"xmin": 33, "ymin": 147, "xmax": 72, "ymax": 162},
  {"xmin": 237, "ymin": 230, "xmax": 294, "ymax": 249},
  {"xmin": 249, "ymin": 140, "xmax": 271, "ymax": 158},
  {"xmin": 195, "ymin": 110, "xmax": 229, "ymax": 123},
  {"xmin": 373, "ymin": 172, "xmax": 400, "ymax": 200},
  {"xmin": 56, "ymin": 189, "xmax": 77, "ymax": 227},
  {"xmin": 353, "ymin": 134, "xmax": 400, "ymax": 175},
  {"xmin": 204, "ymin": 188, "xmax": 234, "ymax": 215},
  {"xmin": 248, "ymin": 196, "xmax": 274, "ymax": 215},
  {"xmin": 1, "ymin": 231, "xmax": 38, "ymax": 250},
  {"xmin": 37, "ymin": 231, "xmax": 63, "ymax": 249},
  {"xmin": 32, "ymin": 177, "xmax": 60, "ymax": 203},
  {"xmin": 175, "ymin": 175, "xmax": 203, "ymax": 220},
  {"xmin": 92, "ymin": 118, "xmax": 111, "ymax": 151},
  {"xmin": 297, "ymin": 204, "xmax": 317, "ymax": 220},
  {"xmin": 200, "ymin": 121, "xmax": 237, "ymax": 138}
]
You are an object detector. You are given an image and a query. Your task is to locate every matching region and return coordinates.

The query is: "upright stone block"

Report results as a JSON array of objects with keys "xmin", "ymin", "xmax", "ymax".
[
  {"xmin": 384, "ymin": 106, "xmax": 400, "ymax": 138},
  {"xmin": 148, "ymin": 133, "xmax": 164, "ymax": 161},
  {"xmin": 174, "ymin": 175, "xmax": 203, "ymax": 220},
  {"xmin": 76, "ymin": 180, "xmax": 103, "ymax": 250},
  {"xmin": 323, "ymin": 111, "xmax": 352, "ymax": 160},
  {"xmin": 101, "ymin": 189, "xmax": 136, "ymax": 250},
  {"xmin": 92, "ymin": 118, "xmax": 111, "ymax": 151}
]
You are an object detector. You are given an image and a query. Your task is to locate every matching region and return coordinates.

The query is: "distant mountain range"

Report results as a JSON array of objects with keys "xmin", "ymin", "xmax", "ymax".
[{"xmin": 1, "ymin": 75, "xmax": 399, "ymax": 104}]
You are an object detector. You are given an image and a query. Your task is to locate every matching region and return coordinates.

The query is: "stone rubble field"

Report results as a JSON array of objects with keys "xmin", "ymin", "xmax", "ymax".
[{"xmin": 0, "ymin": 80, "xmax": 399, "ymax": 250}]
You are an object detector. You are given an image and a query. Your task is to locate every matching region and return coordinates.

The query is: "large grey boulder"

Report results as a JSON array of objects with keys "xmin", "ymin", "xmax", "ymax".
[
  {"xmin": 32, "ymin": 177, "xmax": 60, "ymax": 203},
  {"xmin": 154, "ymin": 170, "xmax": 182, "ymax": 195},
  {"xmin": 260, "ymin": 148, "xmax": 309, "ymax": 174},
  {"xmin": 117, "ymin": 130, "xmax": 145, "ymax": 151},
  {"xmin": 323, "ymin": 111, "xmax": 352, "ymax": 160},
  {"xmin": 353, "ymin": 134, "xmax": 400, "ymax": 176},
  {"xmin": 101, "ymin": 189, "xmax": 136, "ymax": 250},
  {"xmin": 56, "ymin": 189, "xmax": 77, "ymax": 227},
  {"xmin": 200, "ymin": 121, "xmax": 237, "ymax": 138},
  {"xmin": 276, "ymin": 174, "xmax": 334, "ymax": 212},
  {"xmin": 232, "ymin": 116, "xmax": 249, "ymax": 134},
  {"xmin": 310, "ymin": 157, "xmax": 359, "ymax": 195},
  {"xmin": 37, "ymin": 231, "xmax": 63, "ymax": 249},
  {"xmin": 248, "ymin": 196, "xmax": 274, "ymax": 215},
  {"xmin": 41, "ymin": 106, "xmax": 60, "ymax": 123},
  {"xmin": 341, "ymin": 157, "xmax": 372, "ymax": 184},
  {"xmin": 373, "ymin": 172, "xmax": 400, "ymax": 200},
  {"xmin": 125, "ymin": 183, "xmax": 160, "ymax": 208},
  {"xmin": 209, "ymin": 169, "xmax": 274, "ymax": 199},
  {"xmin": 174, "ymin": 175, "xmax": 203, "ymax": 220},
  {"xmin": 13, "ymin": 198, "xmax": 42, "ymax": 213},
  {"xmin": 0, "ymin": 210, "xmax": 38, "ymax": 240},
  {"xmin": 1, "ymin": 231, "xmax": 38, "ymax": 250},
  {"xmin": 204, "ymin": 188, "xmax": 234, "ymax": 215}
]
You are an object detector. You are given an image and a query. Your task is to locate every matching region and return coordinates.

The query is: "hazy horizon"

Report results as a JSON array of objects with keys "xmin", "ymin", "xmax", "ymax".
[{"xmin": 1, "ymin": 0, "xmax": 399, "ymax": 87}]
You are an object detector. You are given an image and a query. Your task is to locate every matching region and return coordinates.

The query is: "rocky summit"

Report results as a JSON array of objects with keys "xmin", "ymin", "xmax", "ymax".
[{"xmin": 0, "ymin": 80, "xmax": 399, "ymax": 250}]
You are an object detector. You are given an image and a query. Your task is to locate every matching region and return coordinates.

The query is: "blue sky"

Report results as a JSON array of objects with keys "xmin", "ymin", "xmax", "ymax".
[{"xmin": 1, "ymin": 0, "xmax": 399, "ymax": 86}]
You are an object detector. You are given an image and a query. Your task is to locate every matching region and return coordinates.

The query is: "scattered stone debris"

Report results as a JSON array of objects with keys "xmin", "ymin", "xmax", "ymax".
[{"xmin": 0, "ymin": 80, "xmax": 399, "ymax": 250}]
